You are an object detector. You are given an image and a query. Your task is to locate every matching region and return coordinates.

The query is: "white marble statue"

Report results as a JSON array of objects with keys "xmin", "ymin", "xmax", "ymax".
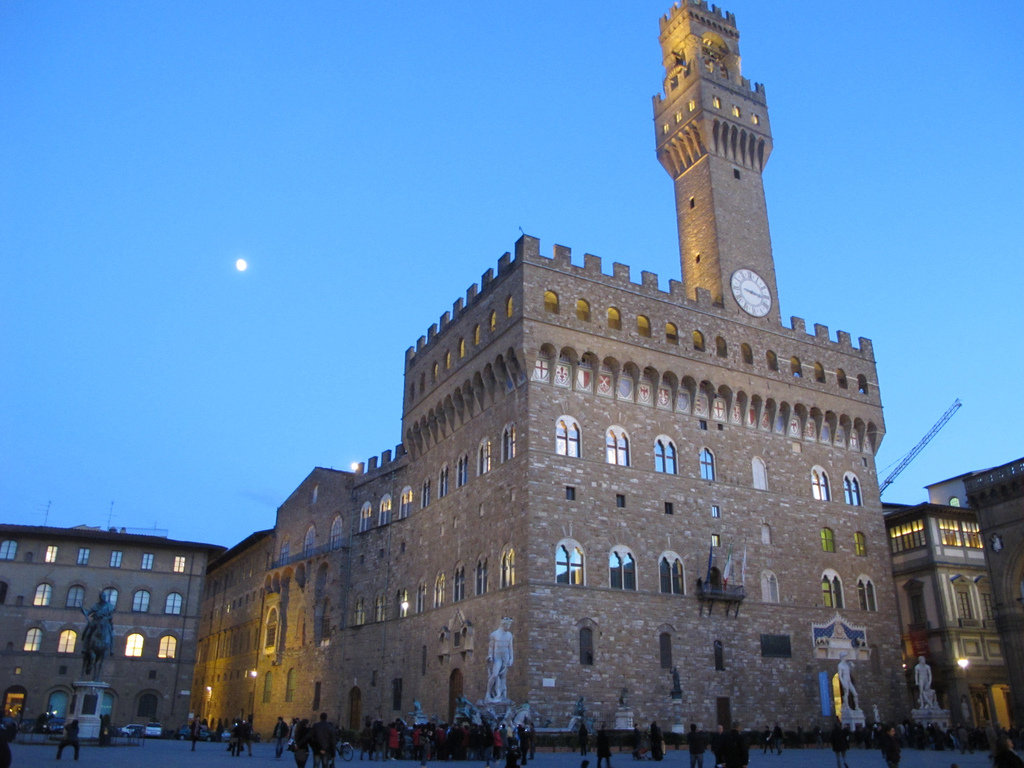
[
  {"xmin": 485, "ymin": 617, "xmax": 514, "ymax": 703},
  {"xmin": 914, "ymin": 656, "xmax": 937, "ymax": 709},
  {"xmin": 837, "ymin": 652, "xmax": 860, "ymax": 711},
  {"xmin": 872, "ymin": 704, "xmax": 880, "ymax": 723}
]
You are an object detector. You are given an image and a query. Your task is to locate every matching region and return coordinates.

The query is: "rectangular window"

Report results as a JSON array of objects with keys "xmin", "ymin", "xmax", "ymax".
[
  {"xmin": 173, "ymin": 556, "xmax": 186, "ymax": 573},
  {"xmin": 711, "ymin": 505, "xmax": 721, "ymax": 518},
  {"xmin": 938, "ymin": 519, "xmax": 963, "ymax": 547},
  {"xmin": 312, "ymin": 681, "xmax": 321, "ymax": 711},
  {"xmin": 699, "ymin": 420, "xmax": 708, "ymax": 430},
  {"xmin": 760, "ymin": 634, "xmax": 792, "ymax": 658},
  {"xmin": 392, "ymin": 678, "xmax": 403, "ymax": 712},
  {"xmin": 566, "ymin": 486, "xmax": 576, "ymax": 501},
  {"xmin": 616, "ymin": 494, "xmax": 625, "ymax": 508},
  {"xmin": 956, "ymin": 591, "xmax": 973, "ymax": 619},
  {"xmin": 77, "ymin": 548, "xmax": 90, "ymax": 565},
  {"xmin": 714, "ymin": 640, "xmax": 725, "ymax": 670},
  {"xmin": 44, "ymin": 546, "xmax": 58, "ymax": 563},
  {"xmin": 109, "ymin": 550, "xmax": 123, "ymax": 568},
  {"xmin": 711, "ymin": 534, "xmax": 721, "ymax": 547},
  {"xmin": 421, "ymin": 645, "xmax": 427, "ymax": 676},
  {"xmin": 981, "ymin": 593, "xmax": 994, "ymax": 621},
  {"xmin": 141, "ymin": 553, "xmax": 154, "ymax": 570},
  {"xmin": 909, "ymin": 592, "xmax": 926, "ymax": 626},
  {"xmin": 962, "ymin": 521, "xmax": 983, "ymax": 549},
  {"xmin": 659, "ymin": 633, "xmax": 673, "ymax": 669},
  {"xmin": 664, "ymin": 502, "xmax": 674, "ymax": 515},
  {"xmin": 889, "ymin": 520, "xmax": 926, "ymax": 553}
]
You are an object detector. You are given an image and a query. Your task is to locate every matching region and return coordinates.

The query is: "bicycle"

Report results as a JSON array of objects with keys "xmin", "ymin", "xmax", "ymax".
[{"xmin": 336, "ymin": 741, "xmax": 355, "ymax": 761}]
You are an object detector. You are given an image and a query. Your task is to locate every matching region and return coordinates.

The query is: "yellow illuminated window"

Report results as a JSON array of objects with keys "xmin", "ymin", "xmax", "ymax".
[
  {"xmin": 712, "ymin": 96, "xmax": 721, "ymax": 109},
  {"xmin": 752, "ymin": 114, "xmax": 760, "ymax": 125},
  {"xmin": 688, "ymin": 99, "xmax": 696, "ymax": 112},
  {"xmin": 732, "ymin": 105, "xmax": 740, "ymax": 117},
  {"xmin": 124, "ymin": 633, "xmax": 144, "ymax": 657}
]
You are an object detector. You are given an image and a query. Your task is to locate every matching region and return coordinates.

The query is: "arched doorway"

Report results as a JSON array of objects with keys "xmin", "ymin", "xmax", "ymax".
[
  {"xmin": 448, "ymin": 669, "xmax": 463, "ymax": 723},
  {"xmin": 3, "ymin": 686, "xmax": 27, "ymax": 719},
  {"xmin": 47, "ymin": 691, "xmax": 69, "ymax": 718},
  {"xmin": 348, "ymin": 687, "xmax": 362, "ymax": 731},
  {"xmin": 709, "ymin": 567, "xmax": 722, "ymax": 589}
]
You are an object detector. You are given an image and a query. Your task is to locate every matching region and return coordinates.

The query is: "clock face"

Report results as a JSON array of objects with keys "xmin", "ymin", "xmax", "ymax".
[{"xmin": 731, "ymin": 269, "xmax": 772, "ymax": 317}]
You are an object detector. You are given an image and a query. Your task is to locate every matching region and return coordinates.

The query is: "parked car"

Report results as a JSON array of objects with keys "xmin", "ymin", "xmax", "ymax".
[
  {"xmin": 44, "ymin": 718, "xmax": 65, "ymax": 734},
  {"xmin": 120, "ymin": 724, "xmax": 145, "ymax": 737},
  {"xmin": 176, "ymin": 723, "xmax": 212, "ymax": 741},
  {"xmin": 144, "ymin": 722, "xmax": 163, "ymax": 738}
]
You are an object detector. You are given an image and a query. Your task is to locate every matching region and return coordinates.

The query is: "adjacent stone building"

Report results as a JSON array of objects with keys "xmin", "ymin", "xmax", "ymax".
[
  {"xmin": 0, "ymin": 524, "xmax": 223, "ymax": 728},
  {"xmin": 193, "ymin": 1, "xmax": 906, "ymax": 735}
]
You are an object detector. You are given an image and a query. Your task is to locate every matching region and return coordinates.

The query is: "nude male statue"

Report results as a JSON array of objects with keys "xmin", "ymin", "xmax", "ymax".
[{"xmin": 486, "ymin": 617, "xmax": 514, "ymax": 702}]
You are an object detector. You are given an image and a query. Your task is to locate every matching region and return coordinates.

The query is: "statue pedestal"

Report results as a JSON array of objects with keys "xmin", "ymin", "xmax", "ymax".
[
  {"xmin": 912, "ymin": 708, "xmax": 950, "ymax": 729},
  {"xmin": 614, "ymin": 708, "xmax": 633, "ymax": 730},
  {"xmin": 670, "ymin": 700, "xmax": 685, "ymax": 734},
  {"xmin": 841, "ymin": 708, "xmax": 865, "ymax": 730},
  {"xmin": 70, "ymin": 681, "xmax": 110, "ymax": 739}
]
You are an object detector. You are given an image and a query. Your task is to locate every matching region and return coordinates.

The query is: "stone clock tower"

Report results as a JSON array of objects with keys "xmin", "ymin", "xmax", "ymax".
[{"xmin": 654, "ymin": 3, "xmax": 779, "ymax": 323}]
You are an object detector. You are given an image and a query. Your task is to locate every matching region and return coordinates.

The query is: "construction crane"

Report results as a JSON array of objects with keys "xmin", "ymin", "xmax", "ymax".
[{"xmin": 878, "ymin": 398, "xmax": 962, "ymax": 495}]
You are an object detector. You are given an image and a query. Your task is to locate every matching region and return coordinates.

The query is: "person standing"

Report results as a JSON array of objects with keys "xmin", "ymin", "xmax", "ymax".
[
  {"xmin": 631, "ymin": 725, "xmax": 643, "ymax": 760},
  {"xmin": 771, "ymin": 723, "xmax": 784, "ymax": 755},
  {"xmin": 596, "ymin": 723, "xmax": 611, "ymax": 768},
  {"xmin": 993, "ymin": 737, "xmax": 1024, "ymax": 768},
  {"xmin": 579, "ymin": 721, "xmax": 590, "ymax": 756},
  {"xmin": 293, "ymin": 720, "xmax": 311, "ymax": 768},
  {"xmin": 273, "ymin": 716, "xmax": 290, "ymax": 758},
  {"xmin": 830, "ymin": 718, "xmax": 849, "ymax": 768},
  {"xmin": 762, "ymin": 726, "xmax": 771, "ymax": 755},
  {"xmin": 720, "ymin": 724, "xmax": 748, "ymax": 768},
  {"xmin": 710, "ymin": 725, "xmax": 725, "ymax": 766},
  {"xmin": 56, "ymin": 719, "xmax": 80, "ymax": 761},
  {"xmin": 310, "ymin": 713, "xmax": 337, "ymax": 768},
  {"xmin": 650, "ymin": 722, "xmax": 664, "ymax": 762},
  {"xmin": 190, "ymin": 717, "xmax": 204, "ymax": 752},
  {"xmin": 687, "ymin": 724, "xmax": 706, "ymax": 768},
  {"xmin": 879, "ymin": 725, "xmax": 900, "ymax": 768}
]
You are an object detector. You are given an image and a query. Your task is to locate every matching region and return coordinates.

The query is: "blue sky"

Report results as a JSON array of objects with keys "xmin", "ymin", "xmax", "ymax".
[{"xmin": 2, "ymin": 1, "xmax": 1021, "ymax": 548}]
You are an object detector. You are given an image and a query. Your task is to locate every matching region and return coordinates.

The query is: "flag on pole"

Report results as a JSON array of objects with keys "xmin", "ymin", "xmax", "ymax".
[
  {"xmin": 741, "ymin": 541, "xmax": 748, "ymax": 586},
  {"xmin": 705, "ymin": 538, "xmax": 714, "ymax": 583},
  {"xmin": 722, "ymin": 545, "xmax": 734, "ymax": 585}
]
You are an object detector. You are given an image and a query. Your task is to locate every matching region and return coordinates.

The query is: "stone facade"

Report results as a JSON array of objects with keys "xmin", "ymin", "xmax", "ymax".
[
  {"xmin": 0, "ymin": 524, "xmax": 222, "ymax": 729},
  {"xmin": 191, "ymin": 1, "xmax": 908, "ymax": 737}
]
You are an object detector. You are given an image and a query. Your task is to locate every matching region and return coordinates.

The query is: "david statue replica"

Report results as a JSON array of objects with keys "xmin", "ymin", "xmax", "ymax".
[
  {"xmin": 80, "ymin": 592, "xmax": 115, "ymax": 680},
  {"xmin": 485, "ymin": 617, "xmax": 514, "ymax": 703}
]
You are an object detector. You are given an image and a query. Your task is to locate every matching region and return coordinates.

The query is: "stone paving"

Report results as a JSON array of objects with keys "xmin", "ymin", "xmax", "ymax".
[{"xmin": 6, "ymin": 738, "xmax": 997, "ymax": 768}]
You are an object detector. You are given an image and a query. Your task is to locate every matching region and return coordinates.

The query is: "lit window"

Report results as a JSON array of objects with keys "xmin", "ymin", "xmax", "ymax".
[
  {"xmin": 77, "ymin": 548, "xmax": 91, "ymax": 565},
  {"xmin": 445, "ymin": 351, "xmax": 451, "ymax": 369},
  {"xmin": 378, "ymin": 496, "xmax": 392, "ymax": 527},
  {"xmin": 699, "ymin": 448, "xmax": 716, "ymax": 481},
  {"xmin": 692, "ymin": 331, "xmax": 705, "ymax": 351},
  {"xmin": 662, "ymin": 123, "xmax": 669, "ymax": 134},
  {"xmin": 556, "ymin": 544, "xmax": 584, "ymax": 585},
  {"xmin": 354, "ymin": 599, "xmax": 366, "ymax": 626},
  {"xmin": 132, "ymin": 590, "xmax": 151, "ymax": 612},
  {"xmin": 556, "ymin": 418, "xmax": 582, "ymax": 458},
  {"xmin": 654, "ymin": 438, "xmax": 677, "ymax": 474},
  {"xmin": 637, "ymin": 315, "xmax": 651, "ymax": 337},
  {"xmin": 124, "ymin": 633, "xmax": 145, "ymax": 657},
  {"xmin": 731, "ymin": 105, "xmax": 740, "ymax": 117},
  {"xmin": 820, "ymin": 528, "xmax": 836, "ymax": 553},
  {"xmin": 609, "ymin": 550, "xmax": 636, "ymax": 590},
  {"xmin": 544, "ymin": 291, "xmax": 559, "ymax": 313},
  {"xmin": 173, "ymin": 556, "xmax": 186, "ymax": 573},
  {"xmin": 58, "ymin": 629, "xmax": 77, "ymax": 654},
  {"xmin": 433, "ymin": 574, "xmax": 446, "ymax": 608},
  {"xmin": 751, "ymin": 114, "xmax": 760, "ymax": 125},
  {"xmin": 607, "ymin": 307, "xmax": 621, "ymax": 330},
  {"xmin": 33, "ymin": 583, "xmax": 52, "ymax": 606},
  {"xmin": 109, "ymin": 551, "xmax": 123, "ymax": 568},
  {"xmin": 811, "ymin": 468, "xmax": 831, "ymax": 501},
  {"xmin": 711, "ymin": 533, "xmax": 721, "ymax": 547},
  {"xmin": 505, "ymin": 296, "xmax": 514, "ymax": 318},
  {"xmin": 501, "ymin": 548, "xmax": 515, "ymax": 588},
  {"xmin": 606, "ymin": 427, "xmax": 630, "ymax": 466},
  {"xmin": 502, "ymin": 424, "xmax": 516, "ymax": 462},
  {"xmin": 265, "ymin": 607, "xmax": 279, "ymax": 646},
  {"xmin": 576, "ymin": 299, "xmax": 590, "ymax": 322},
  {"xmin": 843, "ymin": 475, "xmax": 862, "ymax": 506},
  {"xmin": 962, "ymin": 521, "xmax": 982, "ymax": 548},
  {"xmin": 821, "ymin": 573, "xmax": 843, "ymax": 609},
  {"xmin": 359, "ymin": 503, "xmax": 373, "ymax": 533},
  {"xmin": 666, "ymin": 323, "xmax": 679, "ymax": 344},
  {"xmin": 24, "ymin": 628, "xmax": 42, "ymax": 652},
  {"xmin": 688, "ymin": 99, "xmax": 696, "ymax": 111},
  {"xmin": 489, "ymin": 311, "xmax": 497, "ymax": 332},
  {"xmin": 712, "ymin": 96, "xmax": 721, "ymax": 108},
  {"xmin": 397, "ymin": 589, "xmax": 409, "ymax": 617},
  {"xmin": 478, "ymin": 440, "xmax": 492, "ymax": 475},
  {"xmin": 854, "ymin": 532, "xmax": 867, "ymax": 557},
  {"xmin": 45, "ymin": 546, "xmax": 58, "ymax": 563},
  {"xmin": 165, "ymin": 592, "xmax": 183, "ymax": 615},
  {"xmin": 473, "ymin": 324, "xmax": 481, "ymax": 345},
  {"xmin": 158, "ymin": 635, "xmax": 178, "ymax": 659},
  {"xmin": 458, "ymin": 338, "xmax": 466, "ymax": 358},
  {"xmin": 399, "ymin": 489, "xmax": 413, "ymax": 520}
]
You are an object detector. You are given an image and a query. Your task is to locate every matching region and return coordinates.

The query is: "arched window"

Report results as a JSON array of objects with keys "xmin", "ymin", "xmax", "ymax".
[
  {"xmin": 354, "ymin": 598, "xmax": 366, "ymax": 626},
  {"xmin": 556, "ymin": 418, "xmax": 581, "ymax": 458},
  {"xmin": 416, "ymin": 584, "xmax": 426, "ymax": 614},
  {"xmin": 421, "ymin": 479, "xmax": 431, "ymax": 507},
  {"xmin": 331, "ymin": 515, "xmax": 345, "ymax": 546},
  {"xmin": 752, "ymin": 457, "xmax": 768, "ymax": 490},
  {"xmin": 136, "ymin": 693, "xmax": 158, "ymax": 719},
  {"xmin": 766, "ymin": 350, "xmax": 779, "ymax": 371},
  {"xmin": 399, "ymin": 489, "xmax": 413, "ymax": 520},
  {"xmin": 606, "ymin": 427, "xmax": 630, "ymax": 466},
  {"xmin": 741, "ymin": 343, "xmax": 753, "ymax": 364},
  {"xmin": 820, "ymin": 527, "xmax": 836, "ymax": 553},
  {"xmin": 761, "ymin": 524, "xmax": 772, "ymax": 545},
  {"xmin": 132, "ymin": 590, "xmax": 151, "ymax": 612},
  {"xmin": 432, "ymin": 362, "xmax": 439, "ymax": 381},
  {"xmin": 607, "ymin": 307, "xmax": 621, "ymax": 330},
  {"xmin": 124, "ymin": 633, "xmax": 145, "ymax": 657},
  {"xmin": 438, "ymin": 465, "xmax": 449, "ymax": 497},
  {"xmin": 761, "ymin": 571, "xmax": 780, "ymax": 603},
  {"xmin": 637, "ymin": 315, "xmax": 651, "ymax": 337},
  {"xmin": 458, "ymin": 338, "xmax": 466, "ymax": 358},
  {"xmin": 715, "ymin": 336, "xmax": 727, "ymax": 357},
  {"xmin": 0, "ymin": 540, "xmax": 17, "ymax": 560},
  {"xmin": 812, "ymin": 467, "xmax": 831, "ymax": 501},
  {"xmin": 452, "ymin": 567, "xmax": 465, "ymax": 602},
  {"xmin": 836, "ymin": 369, "xmax": 848, "ymax": 389},
  {"xmin": 478, "ymin": 439, "xmax": 492, "ymax": 475},
  {"xmin": 164, "ymin": 592, "xmax": 183, "ymax": 615},
  {"xmin": 378, "ymin": 495, "xmax": 392, "ymax": 526},
  {"xmin": 33, "ymin": 583, "xmax": 52, "ymax": 606},
  {"xmin": 821, "ymin": 572, "xmax": 844, "ymax": 608},
  {"xmin": 445, "ymin": 351, "xmax": 452, "ymax": 369},
  {"xmin": 304, "ymin": 525, "xmax": 316, "ymax": 556},
  {"xmin": 473, "ymin": 324, "xmax": 481, "ymax": 345},
  {"xmin": 489, "ymin": 310, "xmax": 497, "ymax": 332},
  {"xmin": 665, "ymin": 322, "xmax": 679, "ymax": 344},
  {"xmin": 505, "ymin": 296, "xmax": 514, "ymax": 317},
  {"xmin": 579, "ymin": 627, "xmax": 594, "ymax": 665},
  {"xmin": 433, "ymin": 574, "xmax": 446, "ymax": 608},
  {"xmin": 699, "ymin": 448, "xmax": 716, "ymax": 481},
  {"xmin": 285, "ymin": 669, "xmax": 297, "ymax": 702},
  {"xmin": 502, "ymin": 424, "xmax": 516, "ymax": 462},
  {"xmin": 262, "ymin": 608, "xmax": 280, "ymax": 649},
  {"xmin": 23, "ymin": 628, "xmax": 42, "ymax": 652},
  {"xmin": 654, "ymin": 437, "xmax": 677, "ymax": 474},
  {"xmin": 279, "ymin": 538, "xmax": 291, "ymax": 563},
  {"xmin": 476, "ymin": 559, "xmax": 488, "ymax": 595},
  {"xmin": 854, "ymin": 532, "xmax": 867, "ymax": 557},
  {"xmin": 659, "ymin": 556, "xmax": 684, "ymax": 595},
  {"xmin": 576, "ymin": 299, "xmax": 590, "ymax": 322},
  {"xmin": 359, "ymin": 503, "xmax": 373, "ymax": 533},
  {"xmin": 100, "ymin": 587, "xmax": 118, "ymax": 607},
  {"xmin": 374, "ymin": 594, "xmax": 386, "ymax": 622},
  {"xmin": 857, "ymin": 374, "xmax": 869, "ymax": 394},
  {"xmin": 556, "ymin": 543, "xmax": 584, "ymax": 585},
  {"xmin": 609, "ymin": 548, "xmax": 636, "ymax": 590},
  {"xmin": 456, "ymin": 455, "xmax": 469, "ymax": 487},
  {"xmin": 790, "ymin": 357, "xmax": 802, "ymax": 377},
  {"xmin": 158, "ymin": 635, "xmax": 177, "ymax": 659},
  {"xmin": 843, "ymin": 474, "xmax": 862, "ymax": 506},
  {"xmin": 857, "ymin": 578, "xmax": 877, "ymax": 611},
  {"xmin": 501, "ymin": 548, "xmax": 515, "ymax": 588},
  {"xmin": 395, "ymin": 589, "xmax": 408, "ymax": 618},
  {"xmin": 814, "ymin": 362, "xmax": 825, "ymax": 383},
  {"xmin": 66, "ymin": 585, "xmax": 85, "ymax": 609},
  {"xmin": 544, "ymin": 290, "xmax": 559, "ymax": 313},
  {"xmin": 659, "ymin": 632, "xmax": 673, "ymax": 669},
  {"xmin": 57, "ymin": 629, "xmax": 77, "ymax": 654},
  {"xmin": 263, "ymin": 671, "xmax": 273, "ymax": 704},
  {"xmin": 692, "ymin": 331, "xmax": 705, "ymax": 351}
]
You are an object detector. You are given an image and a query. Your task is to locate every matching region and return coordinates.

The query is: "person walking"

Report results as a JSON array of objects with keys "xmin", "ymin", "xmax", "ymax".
[
  {"xmin": 273, "ymin": 716, "xmax": 290, "ymax": 758},
  {"xmin": 596, "ymin": 723, "xmax": 611, "ymax": 768},
  {"xmin": 993, "ymin": 737, "xmax": 1024, "ymax": 768},
  {"xmin": 650, "ymin": 722, "xmax": 664, "ymax": 762},
  {"xmin": 720, "ymin": 724, "xmax": 748, "ymax": 768},
  {"xmin": 710, "ymin": 725, "xmax": 725, "ymax": 766},
  {"xmin": 687, "ymin": 724, "xmax": 706, "ymax": 768},
  {"xmin": 771, "ymin": 723, "xmax": 784, "ymax": 755},
  {"xmin": 310, "ymin": 713, "xmax": 337, "ymax": 768},
  {"xmin": 579, "ymin": 722, "xmax": 590, "ymax": 756},
  {"xmin": 190, "ymin": 717, "xmax": 204, "ymax": 751},
  {"xmin": 830, "ymin": 718, "xmax": 849, "ymax": 768},
  {"xmin": 879, "ymin": 725, "xmax": 900, "ymax": 768},
  {"xmin": 293, "ymin": 719, "xmax": 311, "ymax": 768},
  {"xmin": 56, "ymin": 719, "xmax": 80, "ymax": 761}
]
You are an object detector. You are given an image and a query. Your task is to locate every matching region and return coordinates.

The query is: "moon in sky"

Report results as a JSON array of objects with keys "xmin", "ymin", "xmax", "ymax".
[{"xmin": 236, "ymin": 258, "xmax": 248, "ymax": 271}]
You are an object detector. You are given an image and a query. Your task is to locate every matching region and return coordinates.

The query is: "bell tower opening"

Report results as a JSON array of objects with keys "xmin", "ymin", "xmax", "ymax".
[{"xmin": 653, "ymin": 1, "xmax": 780, "ymax": 323}]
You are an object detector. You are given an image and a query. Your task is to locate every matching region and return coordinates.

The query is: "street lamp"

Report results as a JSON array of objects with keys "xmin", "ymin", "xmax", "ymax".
[{"xmin": 957, "ymin": 658, "xmax": 969, "ymax": 671}]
